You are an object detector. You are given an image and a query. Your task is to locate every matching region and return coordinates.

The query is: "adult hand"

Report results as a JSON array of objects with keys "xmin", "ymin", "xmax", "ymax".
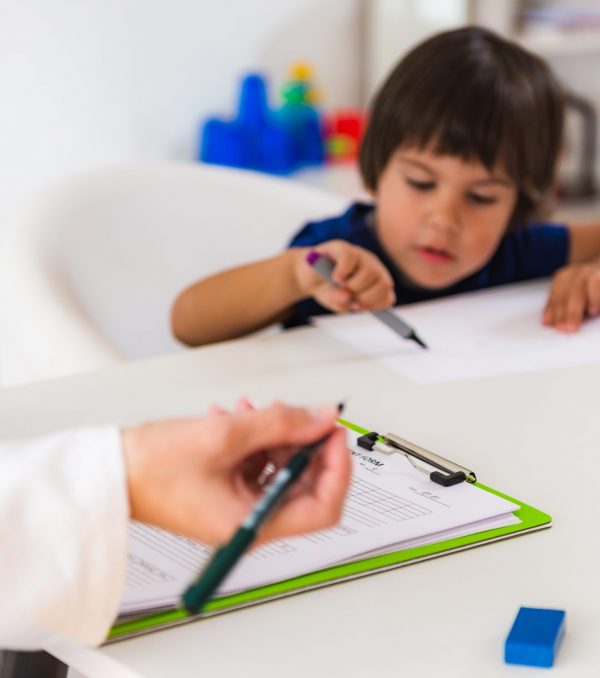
[{"xmin": 122, "ymin": 402, "xmax": 350, "ymax": 546}]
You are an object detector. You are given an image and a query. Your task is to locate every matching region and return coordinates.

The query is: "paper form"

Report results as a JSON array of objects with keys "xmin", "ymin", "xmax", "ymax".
[
  {"xmin": 119, "ymin": 443, "xmax": 518, "ymax": 615},
  {"xmin": 313, "ymin": 280, "xmax": 600, "ymax": 383}
]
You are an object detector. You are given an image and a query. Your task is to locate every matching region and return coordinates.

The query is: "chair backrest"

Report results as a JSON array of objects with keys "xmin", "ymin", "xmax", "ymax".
[{"xmin": 1, "ymin": 163, "xmax": 347, "ymax": 385}]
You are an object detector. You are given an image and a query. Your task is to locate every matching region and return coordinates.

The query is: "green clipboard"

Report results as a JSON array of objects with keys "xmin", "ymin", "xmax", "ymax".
[{"xmin": 108, "ymin": 419, "xmax": 551, "ymax": 643}]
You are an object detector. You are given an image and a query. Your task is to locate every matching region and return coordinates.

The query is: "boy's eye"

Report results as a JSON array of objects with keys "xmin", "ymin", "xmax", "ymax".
[
  {"xmin": 407, "ymin": 178, "xmax": 435, "ymax": 191},
  {"xmin": 467, "ymin": 192, "xmax": 498, "ymax": 205}
]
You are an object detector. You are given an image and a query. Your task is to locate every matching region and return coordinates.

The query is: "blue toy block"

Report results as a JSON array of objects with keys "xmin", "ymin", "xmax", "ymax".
[
  {"xmin": 237, "ymin": 74, "xmax": 270, "ymax": 129},
  {"xmin": 199, "ymin": 73, "xmax": 324, "ymax": 175},
  {"xmin": 505, "ymin": 607, "xmax": 566, "ymax": 668},
  {"xmin": 200, "ymin": 119, "xmax": 247, "ymax": 167},
  {"xmin": 278, "ymin": 103, "xmax": 324, "ymax": 165}
]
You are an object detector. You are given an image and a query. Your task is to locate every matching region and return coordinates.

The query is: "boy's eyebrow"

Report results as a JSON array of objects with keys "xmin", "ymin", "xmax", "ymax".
[
  {"xmin": 397, "ymin": 156, "xmax": 513, "ymax": 187},
  {"xmin": 397, "ymin": 157, "xmax": 436, "ymax": 174},
  {"xmin": 470, "ymin": 177, "xmax": 514, "ymax": 188}
]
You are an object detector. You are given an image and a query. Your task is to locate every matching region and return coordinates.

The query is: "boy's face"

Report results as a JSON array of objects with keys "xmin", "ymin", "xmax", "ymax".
[{"xmin": 373, "ymin": 146, "xmax": 518, "ymax": 289}]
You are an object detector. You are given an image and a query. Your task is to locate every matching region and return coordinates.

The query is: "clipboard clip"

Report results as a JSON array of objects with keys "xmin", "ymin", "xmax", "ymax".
[{"xmin": 357, "ymin": 431, "xmax": 477, "ymax": 487}]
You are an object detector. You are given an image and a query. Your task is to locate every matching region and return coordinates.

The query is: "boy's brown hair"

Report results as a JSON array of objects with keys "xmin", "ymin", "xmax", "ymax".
[{"xmin": 359, "ymin": 26, "xmax": 565, "ymax": 228}]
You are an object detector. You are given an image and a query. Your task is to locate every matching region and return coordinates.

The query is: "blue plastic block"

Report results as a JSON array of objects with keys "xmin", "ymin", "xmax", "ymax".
[
  {"xmin": 237, "ymin": 74, "xmax": 270, "ymax": 129},
  {"xmin": 199, "ymin": 73, "xmax": 324, "ymax": 175},
  {"xmin": 200, "ymin": 119, "xmax": 247, "ymax": 167},
  {"xmin": 278, "ymin": 103, "xmax": 324, "ymax": 165},
  {"xmin": 505, "ymin": 607, "xmax": 566, "ymax": 668}
]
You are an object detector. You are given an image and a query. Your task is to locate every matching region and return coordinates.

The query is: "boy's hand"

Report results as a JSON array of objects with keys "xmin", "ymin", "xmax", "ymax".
[
  {"xmin": 123, "ymin": 402, "xmax": 350, "ymax": 547},
  {"xmin": 293, "ymin": 240, "xmax": 396, "ymax": 312},
  {"xmin": 543, "ymin": 262, "xmax": 600, "ymax": 332}
]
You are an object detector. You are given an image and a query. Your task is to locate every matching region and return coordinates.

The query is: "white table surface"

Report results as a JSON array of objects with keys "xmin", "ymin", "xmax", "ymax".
[{"xmin": 1, "ymin": 323, "xmax": 599, "ymax": 677}]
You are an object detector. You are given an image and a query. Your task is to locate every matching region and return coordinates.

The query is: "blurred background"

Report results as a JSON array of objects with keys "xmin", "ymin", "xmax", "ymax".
[
  {"xmin": 2, "ymin": 0, "xmax": 600, "ymax": 232},
  {"xmin": 2, "ymin": 0, "xmax": 600, "ymax": 386}
]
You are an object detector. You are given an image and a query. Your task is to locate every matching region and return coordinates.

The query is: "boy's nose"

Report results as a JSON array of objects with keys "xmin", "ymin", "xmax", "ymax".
[{"xmin": 425, "ymin": 198, "xmax": 461, "ymax": 234}]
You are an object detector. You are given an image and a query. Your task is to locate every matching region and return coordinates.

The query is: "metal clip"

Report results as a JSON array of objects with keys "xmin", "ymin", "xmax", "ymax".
[{"xmin": 357, "ymin": 431, "xmax": 476, "ymax": 487}]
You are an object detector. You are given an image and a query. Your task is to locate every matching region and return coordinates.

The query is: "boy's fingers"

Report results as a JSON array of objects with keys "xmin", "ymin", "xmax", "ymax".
[
  {"xmin": 355, "ymin": 281, "xmax": 395, "ymax": 310},
  {"xmin": 542, "ymin": 288, "xmax": 557, "ymax": 325},
  {"xmin": 332, "ymin": 252, "xmax": 360, "ymax": 286},
  {"xmin": 559, "ymin": 277, "xmax": 586, "ymax": 331},
  {"xmin": 316, "ymin": 240, "xmax": 361, "ymax": 285},
  {"xmin": 586, "ymin": 270, "xmax": 600, "ymax": 316},
  {"xmin": 546, "ymin": 267, "xmax": 600, "ymax": 330},
  {"xmin": 319, "ymin": 286, "xmax": 353, "ymax": 311},
  {"xmin": 344, "ymin": 266, "xmax": 379, "ymax": 295},
  {"xmin": 346, "ymin": 256, "xmax": 393, "ymax": 294},
  {"xmin": 545, "ymin": 270, "xmax": 571, "ymax": 327}
]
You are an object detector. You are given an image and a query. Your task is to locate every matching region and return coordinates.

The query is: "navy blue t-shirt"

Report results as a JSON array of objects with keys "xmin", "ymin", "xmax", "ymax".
[{"xmin": 286, "ymin": 202, "xmax": 569, "ymax": 328}]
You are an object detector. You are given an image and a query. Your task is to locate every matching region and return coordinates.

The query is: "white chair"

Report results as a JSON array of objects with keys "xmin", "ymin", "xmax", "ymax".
[{"xmin": 1, "ymin": 163, "xmax": 347, "ymax": 386}]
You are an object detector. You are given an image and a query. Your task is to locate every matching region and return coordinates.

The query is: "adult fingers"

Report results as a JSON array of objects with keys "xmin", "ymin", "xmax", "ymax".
[
  {"xmin": 208, "ymin": 404, "xmax": 227, "ymax": 416},
  {"xmin": 235, "ymin": 397, "xmax": 256, "ymax": 413},
  {"xmin": 209, "ymin": 397, "xmax": 256, "ymax": 417},
  {"xmin": 257, "ymin": 427, "xmax": 350, "ymax": 543},
  {"xmin": 211, "ymin": 402, "xmax": 341, "ymax": 466}
]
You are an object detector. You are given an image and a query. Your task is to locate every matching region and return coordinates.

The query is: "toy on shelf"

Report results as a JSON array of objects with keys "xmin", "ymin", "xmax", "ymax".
[
  {"xmin": 200, "ymin": 68, "xmax": 324, "ymax": 175},
  {"xmin": 199, "ymin": 63, "xmax": 366, "ymax": 175},
  {"xmin": 200, "ymin": 74, "xmax": 292, "ymax": 174},
  {"xmin": 278, "ymin": 61, "xmax": 324, "ymax": 168},
  {"xmin": 323, "ymin": 109, "xmax": 366, "ymax": 163},
  {"xmin": 284, "ymin": 61, "xmax": 366, "ymax": 164},
  {"xmin": 282, "ymin": 61, "xmax": 322, "ymax": 105}
]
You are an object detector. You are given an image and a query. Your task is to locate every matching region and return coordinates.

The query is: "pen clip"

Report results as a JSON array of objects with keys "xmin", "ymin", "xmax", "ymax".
[{"xmin": 357, "ymin": 431, "xmax": 476, "ymax": 486}]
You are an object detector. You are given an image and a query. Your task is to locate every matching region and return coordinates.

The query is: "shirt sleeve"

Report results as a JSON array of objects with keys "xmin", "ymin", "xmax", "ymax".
[
  {"xmin": 288, "ymin": 218, "xmax": 337, "ymax": 249},
  {"xmin": 0, "ymin": 426, "xmax": 129, "ymax": 650}
]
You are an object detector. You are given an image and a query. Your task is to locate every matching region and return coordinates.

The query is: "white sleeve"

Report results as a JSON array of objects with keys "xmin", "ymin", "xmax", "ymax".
[{"xmin": 0, "ymin": 426, "xmax": 129, "ymax": 650}]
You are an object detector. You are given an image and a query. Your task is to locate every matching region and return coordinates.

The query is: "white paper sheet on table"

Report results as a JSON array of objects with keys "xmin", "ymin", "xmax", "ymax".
[
  {"xmin": 119, "ymin": 442, "xmax": 518, "ymax": 615},
  {"xmin": 313, "ymin": 280, "xmax": 600, "ymax": 383}
]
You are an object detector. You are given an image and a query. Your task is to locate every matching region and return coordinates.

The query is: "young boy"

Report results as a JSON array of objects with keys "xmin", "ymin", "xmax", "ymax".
[{"xmin": 172, "ymin": 27, "xmax": 600, "ymax": 347}]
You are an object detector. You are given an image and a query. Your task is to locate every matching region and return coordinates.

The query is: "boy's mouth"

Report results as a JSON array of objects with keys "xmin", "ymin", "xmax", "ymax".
[{"xmin": 416, "ymin": 245, "xmax": 455, "ymax": 264}]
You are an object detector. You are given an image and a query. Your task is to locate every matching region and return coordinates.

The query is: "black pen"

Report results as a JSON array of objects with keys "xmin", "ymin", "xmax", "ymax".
[
  {"xmin": 306, "ymin": 250, "xmax": 428, "ymax": 349},
  {"xmin": 181, "ymin": 407, "xmax": 343, "ymax": 614}
]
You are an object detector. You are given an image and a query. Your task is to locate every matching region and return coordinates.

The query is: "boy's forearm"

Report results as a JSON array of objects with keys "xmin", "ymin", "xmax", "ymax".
[{"xmin": 171, "ymin": 249, "xmax": 308, "ymax": 346}]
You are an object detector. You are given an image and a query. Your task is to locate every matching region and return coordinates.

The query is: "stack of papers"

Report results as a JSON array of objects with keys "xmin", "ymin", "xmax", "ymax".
[{"xmin": 119, "ymin": 441, "xmax": 518, "ymax": 616}]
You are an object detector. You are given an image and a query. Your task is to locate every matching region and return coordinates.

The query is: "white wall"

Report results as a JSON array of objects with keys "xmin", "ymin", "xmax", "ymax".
[
  {"xmin": 365, "ymin": 0, "xmax": 469, "ymax": 101},
  {"xmin": 0, "ymin": 0, "xmax": 362, "ymax": 230}
]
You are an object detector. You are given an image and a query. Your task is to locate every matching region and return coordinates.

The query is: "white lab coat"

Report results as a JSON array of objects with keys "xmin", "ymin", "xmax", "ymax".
[{"xmin": 0, "ymin": 426, "xmax": 129, "ymax": 650}]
